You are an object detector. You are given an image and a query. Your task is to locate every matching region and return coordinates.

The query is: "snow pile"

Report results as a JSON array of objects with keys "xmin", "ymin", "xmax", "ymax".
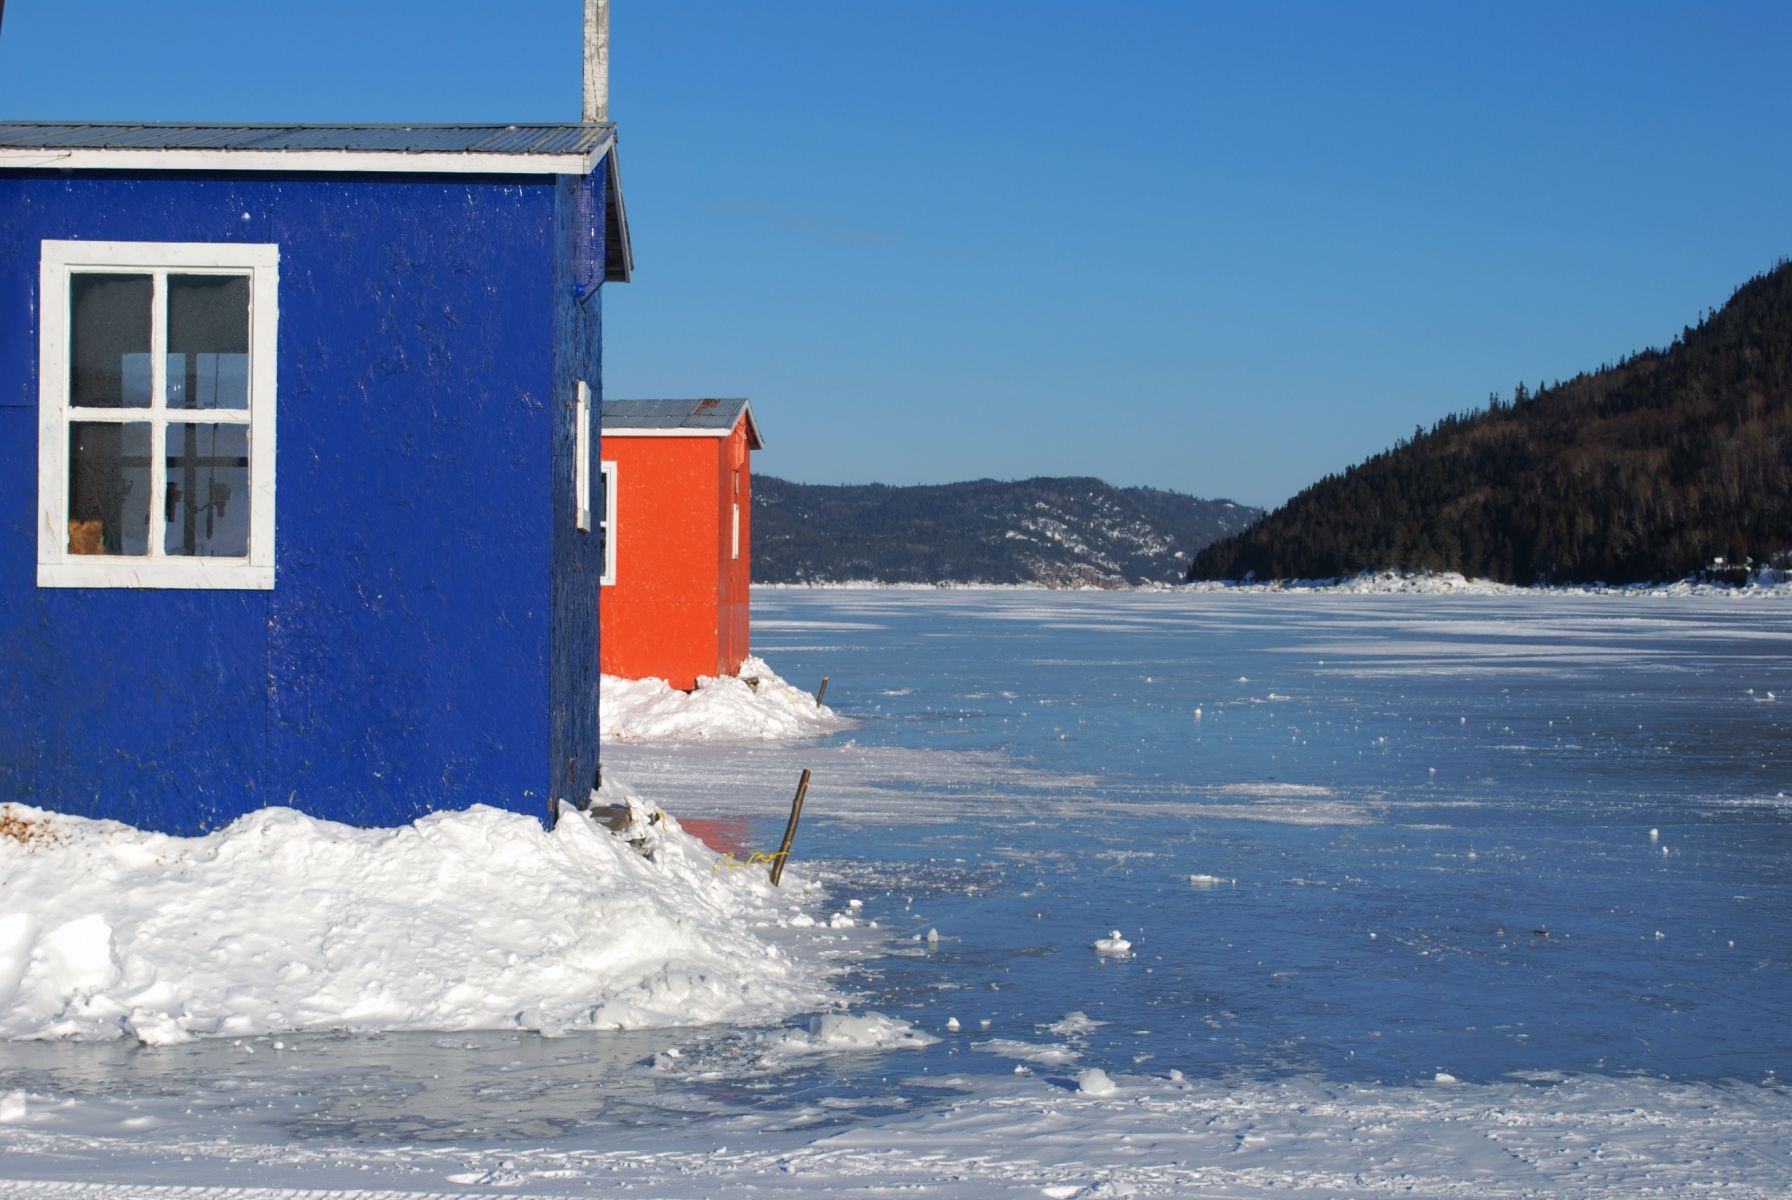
[
  {"xmin": 1075, "ymin": 1067, "xmax": 1118, "ymax": 1096},
  {"xmin": 1090, "ymin": 930, "xmax": 1133, "ymax": 956},
  {"xmin": 1045, "ymin": 1011, "xmax": 1105, "ymax": 1037},
  {"xmin": 601, "ymin": 655, "xmax": 854, "ymax": 742},
  {"xmin": 972, "ymin": 1037, "xmax": 1080, "ymax": 1065},
  {"xmin": 0, "ymin": 777, "xmax": 838, "ymax": 1044},
  {"xmin": 758, "ymin": 1011, "xmax": 939, "ymax": 1061}
]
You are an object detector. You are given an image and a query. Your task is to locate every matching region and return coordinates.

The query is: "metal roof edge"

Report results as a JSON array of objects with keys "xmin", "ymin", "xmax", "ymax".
[{"xmin": 0, "ymin": 129, "xmax": 616, "ymax": 177}]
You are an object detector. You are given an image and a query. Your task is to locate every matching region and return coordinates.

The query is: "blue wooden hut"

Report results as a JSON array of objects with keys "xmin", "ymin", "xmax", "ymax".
[{"xmin": 0, "ymin": 122, "xmax": 633, "ymax": 834}]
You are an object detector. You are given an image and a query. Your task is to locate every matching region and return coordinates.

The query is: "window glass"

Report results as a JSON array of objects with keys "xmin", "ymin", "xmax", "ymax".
[
  {"xmin": 167, "ymin": 275, "xmax": 250, "ymax": 410},
  {"xmin": 165, "ymin": 423, "xmax": 250, "ymax": 557},
  {"xmin": 70, "ymin": 274, "xmax": 152, "ymax": 409},
  {"xmin": 68, "ymin": 422, "xmax": 151, "ymax": 555}
]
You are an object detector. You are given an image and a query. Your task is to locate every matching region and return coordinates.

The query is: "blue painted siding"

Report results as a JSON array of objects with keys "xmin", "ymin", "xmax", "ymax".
[
  {"xmin": 549, "ymin": 172, "xmax": 605, "ymax": 809},
  {"xmin": 0, "ymin": 166, "xmax": 606, "ymax": 833}
]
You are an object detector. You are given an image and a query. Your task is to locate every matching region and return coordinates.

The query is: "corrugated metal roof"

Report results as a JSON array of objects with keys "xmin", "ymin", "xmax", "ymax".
[
  {"xmin": 604, "ymin": 398, "xmax": 761, "ymax": 446},
  {"xmin": 0, "ymin": 121, "xmax": 615, "ymax": 156},
  {"xmin": 604, "ymin": 398, "xmax": 748, "ymax": 431}
]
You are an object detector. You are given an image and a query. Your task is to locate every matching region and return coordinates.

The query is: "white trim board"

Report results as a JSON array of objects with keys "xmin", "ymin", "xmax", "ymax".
[
  {"xmin": 598, "ymin": 460, "xmax": 617, "ymax": 587},
  {"xmin": 599, "ymin": 428, "xmax": 735, "ymax": 438},
  {"xmin": 0, "ymin": 137, "xmax": 612, "ymax": 177}
]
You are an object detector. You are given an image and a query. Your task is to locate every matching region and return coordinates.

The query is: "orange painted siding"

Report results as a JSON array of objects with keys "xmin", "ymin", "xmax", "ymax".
[{"xmin": 600, "ymin": 418, "xmax": 752, "ymax": 689}]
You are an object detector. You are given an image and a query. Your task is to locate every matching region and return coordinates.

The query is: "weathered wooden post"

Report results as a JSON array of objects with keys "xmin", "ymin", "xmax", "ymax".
[
  {"xmin": 769, "ymin": 769, "xmax": 811, "ymax": 887},
  {"xmin": 584, "ymin": 0, "xmax": 610, "ymax": 123},
  {"xmin": 815, "ymin": 676, "xmax": 830, "ymax": 707}
]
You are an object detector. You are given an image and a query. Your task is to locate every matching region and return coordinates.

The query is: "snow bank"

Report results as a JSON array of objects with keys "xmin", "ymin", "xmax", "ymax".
[
  {"xmin": 601, "ymin": 655, "xmax": 854, "ymax": 742},
  {"xmin": 0, "ymin": 776, "xmax": 837, "ymax": 1044}
]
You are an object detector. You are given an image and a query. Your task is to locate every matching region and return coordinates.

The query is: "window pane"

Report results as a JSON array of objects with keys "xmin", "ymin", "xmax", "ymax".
[
  {"xmin": 68, "ymin": 422, "xmax": 150, "ymax": 555},
  {"xmin": 70, "ymin": 274, "xmax": 152, "ymax": 409},
  {"xmin": 168, "ymin": 275, "xmax": 250, "ymax": 410},
  {"xmin": 165, "ymin": 423, "xmax": 250, "ymax": 558}
]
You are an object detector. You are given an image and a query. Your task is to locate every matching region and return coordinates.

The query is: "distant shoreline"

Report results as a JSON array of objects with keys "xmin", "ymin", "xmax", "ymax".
[{"xmin": 754, "ymin": 570, "xmax": 1792, "ymax": 598}]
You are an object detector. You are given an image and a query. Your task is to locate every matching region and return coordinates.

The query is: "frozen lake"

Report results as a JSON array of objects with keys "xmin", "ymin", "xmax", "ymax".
[
  {"xmin": 5, "ymin": 587, "xmax": 1790, "ymax": 1196},
  {"xmin": 721, "ymin": 587, "xmax": 1792, "ymax": 1086}
]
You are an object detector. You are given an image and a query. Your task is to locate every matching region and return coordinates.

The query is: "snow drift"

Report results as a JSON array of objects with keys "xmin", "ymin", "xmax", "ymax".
[
  {"xmin": 601, "ymin": 654, "xmax": 853, "ymax": 742},
  {"xmin": 0, "ymin": 776, "xmax": 836, "ymax": 1045}
]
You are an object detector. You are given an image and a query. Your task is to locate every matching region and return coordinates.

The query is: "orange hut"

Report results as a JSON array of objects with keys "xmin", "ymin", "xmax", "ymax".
[{"xmin": 599, "ymin": 398, "xmax": 763, "ymax": 690}]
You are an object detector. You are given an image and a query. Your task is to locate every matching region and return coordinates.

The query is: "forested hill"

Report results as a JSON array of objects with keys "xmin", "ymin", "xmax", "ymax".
[
  {"xmin": 1188, "ymin": 260, "xmax": 1792, "ymax": 585},
  {"xmin": 752, "ymin": 476, "xmax": 1260, "ymax": 586}
]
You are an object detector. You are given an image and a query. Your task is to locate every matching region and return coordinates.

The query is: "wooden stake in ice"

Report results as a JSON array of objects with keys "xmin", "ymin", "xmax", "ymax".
[
  {"xmin": 815, "ymin": 676, "xmax": 830, "ymax": 707},
  {"xmin": 769, "ymin": 769, "xmax": 811, "ymax": 887},
  {"xmin": 583, "ymin": 0, "xmax": 610, "ymax": 122}
]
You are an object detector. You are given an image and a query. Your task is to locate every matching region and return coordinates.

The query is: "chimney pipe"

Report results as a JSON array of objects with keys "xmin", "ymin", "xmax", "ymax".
[{"xmin": 583, "ymin": 0, "xmax": 609, "ymax": 123}]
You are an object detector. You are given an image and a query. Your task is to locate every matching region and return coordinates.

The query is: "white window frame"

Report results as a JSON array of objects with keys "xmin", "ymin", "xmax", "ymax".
[
  {"xmin": 599, "ymin": 460, "xmax": 618, "ymax": 586},
  {"xmin": 731, "ymin": 500, "xmax": 741, "ymax": 561},
  {"xmin": 37, "ymin": 240, "xmax": 279, "ymax": 589}
]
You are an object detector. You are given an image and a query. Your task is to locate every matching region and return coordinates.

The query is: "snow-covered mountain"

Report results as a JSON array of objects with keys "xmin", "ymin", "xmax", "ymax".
[{"xmin": 752, "ymin": 476, "xmax": 1261, "ymax": 586}]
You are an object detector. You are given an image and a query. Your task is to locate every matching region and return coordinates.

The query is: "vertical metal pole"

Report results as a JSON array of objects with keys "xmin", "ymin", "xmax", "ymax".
[
  {"xmin": 583, "ymin": 0, "xmax": 610, "ymax": 122},
  {"xmin": 769, "ymin": 769, "xmax": 811, "ymax": 887}
]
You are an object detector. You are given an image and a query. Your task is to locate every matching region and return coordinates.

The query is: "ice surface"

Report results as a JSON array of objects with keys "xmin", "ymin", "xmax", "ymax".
[
  {"xmin": 6, "ymin": 587, "xmax": 1791, "ymax": 1197},
  {"xmin": 3, "ymin": 1070, "xmax": 1784, "ymax": 1196}
]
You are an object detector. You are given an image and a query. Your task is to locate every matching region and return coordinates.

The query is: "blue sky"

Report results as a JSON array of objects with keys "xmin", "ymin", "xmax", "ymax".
[{"xmin": 3, "ymin": 2, "xmax": 1788, "ymax": 508}]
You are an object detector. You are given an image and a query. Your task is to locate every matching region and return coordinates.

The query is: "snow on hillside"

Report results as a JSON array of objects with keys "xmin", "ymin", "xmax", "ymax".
[
  {"xmin": 0, "ymin": 776, "xmax": 847, "ymax": 1046},
  {"xmin": 1186, "ymin": 567, "xmax": 1792, "ymax": 596},
  {"xmin": 763, "ymin": 568, "xmax": 1792, "ymax": 595}
]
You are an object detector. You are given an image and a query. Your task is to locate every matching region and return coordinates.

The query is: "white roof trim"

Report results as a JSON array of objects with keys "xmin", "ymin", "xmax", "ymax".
[
  {"xmin": 602, "ymin": 427, "xmax": 733, "ymax": 438},
  {"xmin": 0, "ymin": 136, "xmax": 613, "ymax": 177}
]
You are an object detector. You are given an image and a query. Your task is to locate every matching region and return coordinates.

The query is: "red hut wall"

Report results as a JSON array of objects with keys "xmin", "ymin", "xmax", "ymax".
[{"xmin": 600, "ymin": 420, "xmax": 752, "ymax": 689}]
